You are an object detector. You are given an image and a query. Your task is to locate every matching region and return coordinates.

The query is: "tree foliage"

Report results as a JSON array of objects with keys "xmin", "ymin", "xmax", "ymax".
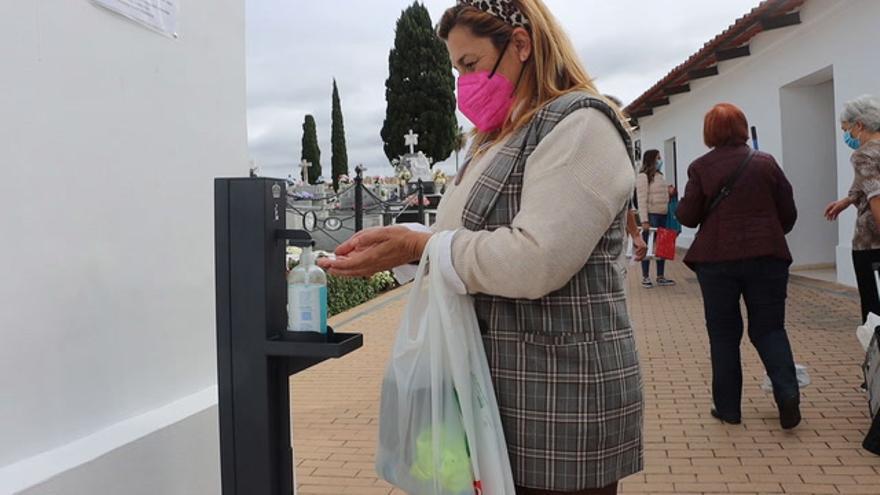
[
  {"xmin": 331, "ymin": 79, "xmax": 349, "ymax": 191},
  {"xmin": 301, "ymin": 114, "xmax": 322, "ymax": 184},
  {"xmin": 380, "ymin": 2, "xmax": 458, "ymax": 164}
]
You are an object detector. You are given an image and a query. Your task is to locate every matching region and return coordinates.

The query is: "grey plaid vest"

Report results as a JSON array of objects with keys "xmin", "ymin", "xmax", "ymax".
[{"xmin": 461, "ymin": 92, "xmax": 644, "ymax": 491}]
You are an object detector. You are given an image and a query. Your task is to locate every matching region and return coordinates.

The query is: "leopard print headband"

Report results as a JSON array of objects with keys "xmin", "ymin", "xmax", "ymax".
[{"xmin": 457, "ymin": 0, "xmax": 530, "ymax": 28}]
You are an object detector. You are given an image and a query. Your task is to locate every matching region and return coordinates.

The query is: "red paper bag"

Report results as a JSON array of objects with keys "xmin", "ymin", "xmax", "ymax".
[{"xmin": 655, "ymin": 227, "xmax": 678, "ymax": 260}]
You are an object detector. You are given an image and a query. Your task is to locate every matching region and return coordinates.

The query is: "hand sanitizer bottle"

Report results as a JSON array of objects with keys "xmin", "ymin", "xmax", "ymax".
[{"xmin": 287, "ymin": 244, "xmax": 328, "ymax": 333}]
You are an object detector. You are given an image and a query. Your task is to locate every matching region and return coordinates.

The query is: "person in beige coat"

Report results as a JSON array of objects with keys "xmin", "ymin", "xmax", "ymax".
[{"xmin": 636, "ymin": 149, "xmax": 676, "ymax": 288}]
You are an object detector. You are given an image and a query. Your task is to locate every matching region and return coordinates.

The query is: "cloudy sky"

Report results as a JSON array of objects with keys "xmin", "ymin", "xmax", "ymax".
[{"xmin": 247, "ymin": 0, "xmax": 758, "ymax": 179}]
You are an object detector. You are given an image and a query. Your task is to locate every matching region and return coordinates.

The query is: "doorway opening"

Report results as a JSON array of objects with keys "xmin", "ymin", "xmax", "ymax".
[
  {"xmin": 663, "ymin": 137, "xmax": 678, "ymax": 190},
  {"xmin": 780, "ymin": 65, "xmax": 838, "ymax": 283}
]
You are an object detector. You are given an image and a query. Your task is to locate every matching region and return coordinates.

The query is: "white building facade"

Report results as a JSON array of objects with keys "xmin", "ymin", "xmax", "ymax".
[
  {"xmin": 0, "ymin": 1, "xmax": 246, "ymax": 493},
  {"xmin": 628, "ymin": 0, "xmax": 880, "ymax": 287}
]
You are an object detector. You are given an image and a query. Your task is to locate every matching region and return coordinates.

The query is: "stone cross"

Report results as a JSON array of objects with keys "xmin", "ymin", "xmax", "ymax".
[
  {"xmin": 404, "ymin": 129, "xmax": 419, "ymax": 155},
  {"xmin": 299, "ymin": 159, "xmax": 312, "ymax": 182}
]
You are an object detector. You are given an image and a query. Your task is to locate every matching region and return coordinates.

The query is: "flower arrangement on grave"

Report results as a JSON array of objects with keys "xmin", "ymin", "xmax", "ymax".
[
  {"xmin": 291, "ymin": 191, "xmax": 316, "ymax": 201},
  {"xmin": 432, "ymin": 169, "xmax": 447, "ymax": 187},
  {"xmin": 406, "ymin": 195, "xmax": 431, "ymax": 207}
]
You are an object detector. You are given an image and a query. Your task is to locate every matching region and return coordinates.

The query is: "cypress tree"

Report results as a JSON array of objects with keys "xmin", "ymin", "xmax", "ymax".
[
  {"xmin": 301, "ymin": 114, "xmax": 322, "ymax": 184},
  {"xmin": 380, "ymin": 2, "xmax": 457, "ymax": 164},
  {"xmin": 331, "ymin": 79, "xmax": 349, "ymax": 191}
]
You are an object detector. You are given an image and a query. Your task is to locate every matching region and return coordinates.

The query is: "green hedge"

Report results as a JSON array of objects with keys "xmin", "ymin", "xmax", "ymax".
[
  {"xmin": 368, "ymin": 271, "xmax": 397, "ymax": 293},
  {"xmin": 327, "ymin": 271, "xmax": 398, "ymax": 317}
]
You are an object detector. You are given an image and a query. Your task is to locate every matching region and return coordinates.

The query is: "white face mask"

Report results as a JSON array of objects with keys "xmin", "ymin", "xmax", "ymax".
[{"xmin": 656, "ymin": 160, "xmax": 664, "ymax": 171}]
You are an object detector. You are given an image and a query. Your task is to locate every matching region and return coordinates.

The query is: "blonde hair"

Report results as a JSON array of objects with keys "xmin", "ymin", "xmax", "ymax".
[{"xmin": 438, "ymin": 0, "xmax": 627, "ymax": 154}]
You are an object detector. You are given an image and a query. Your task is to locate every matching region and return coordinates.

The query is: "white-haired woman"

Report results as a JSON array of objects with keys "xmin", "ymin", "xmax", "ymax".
[{"xmin": 825, "ymin": 95, "xmax": 880, "ymax": 321}]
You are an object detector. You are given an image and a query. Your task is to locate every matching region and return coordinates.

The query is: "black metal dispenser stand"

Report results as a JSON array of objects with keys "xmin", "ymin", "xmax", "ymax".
[{"xmin": 214, "ymin": 178, "xmax": 363, "ymax": 494}]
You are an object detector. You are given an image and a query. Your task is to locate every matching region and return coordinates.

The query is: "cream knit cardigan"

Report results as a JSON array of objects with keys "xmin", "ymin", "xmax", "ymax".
[{"xmin": 431, "ymin": 108, "xmax": 635, "ymax": 300}]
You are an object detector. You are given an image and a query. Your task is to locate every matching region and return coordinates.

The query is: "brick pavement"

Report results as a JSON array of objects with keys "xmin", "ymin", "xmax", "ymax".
[{"xmin": 290, "ymin": 258, "xmax": 880, "ymax": 494}]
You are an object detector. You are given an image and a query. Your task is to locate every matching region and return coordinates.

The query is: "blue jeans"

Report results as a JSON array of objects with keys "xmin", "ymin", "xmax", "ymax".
[
  {"xmin": 695, "ymin": 258, "xmax": 799, "ymax": 417},
  {"xmin": 642, "ymin": 213, "xmax": 667, "ymax": 278}
]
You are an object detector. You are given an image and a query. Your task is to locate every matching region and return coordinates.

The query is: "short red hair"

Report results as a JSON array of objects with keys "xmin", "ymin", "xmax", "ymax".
[{"xmin": 704, "ymin": 103, "xmax": 749, "ymax": 148}]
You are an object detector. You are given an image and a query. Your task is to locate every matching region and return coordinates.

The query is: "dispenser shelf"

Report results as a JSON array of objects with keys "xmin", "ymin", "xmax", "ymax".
[{"xmin": 264, "ymin": 327, "xmax": 363, "ymax": 359}]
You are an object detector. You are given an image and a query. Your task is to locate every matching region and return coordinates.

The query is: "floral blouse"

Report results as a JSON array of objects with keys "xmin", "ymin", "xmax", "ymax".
[{"xmin": 848, "ymin": 140, "xmax": 880, "ymax": 251}]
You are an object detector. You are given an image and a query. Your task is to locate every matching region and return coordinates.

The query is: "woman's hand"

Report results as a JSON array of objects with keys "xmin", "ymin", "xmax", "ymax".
[
  {"xmin": 870, "ymin": 196, "xmax": 880, "ymax": 232},
  {"xmin": 668, "ymin": 185, "xmax": 677, "ymax": 197},
  {"xmin": 824, "ymin": 198, "xmax": 852, "ymax": 221},
  {"xmin": 631, "ymin": 233, "xmax": 648, "ymax": 262},
  {"xmin": 316, "ymin": 226, "xmax": 431, "ymax": 278},
  {"xmin": 641, "ymin": 221, "xmax": 650, "ymax": 231}
]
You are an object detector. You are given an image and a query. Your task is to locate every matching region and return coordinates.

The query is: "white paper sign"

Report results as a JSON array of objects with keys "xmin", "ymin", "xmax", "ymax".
[{"xmin": 92, "ymin": 0, "xmax": 179, "ymax": 38}]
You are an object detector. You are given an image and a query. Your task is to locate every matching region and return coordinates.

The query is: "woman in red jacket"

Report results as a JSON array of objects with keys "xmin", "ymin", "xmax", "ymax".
[{"xmin": 676, "ymin": 103, "xmax": 801, "ymax": 429}]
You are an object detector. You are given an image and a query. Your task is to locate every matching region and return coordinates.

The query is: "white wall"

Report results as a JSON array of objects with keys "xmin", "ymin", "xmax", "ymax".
[
  {"xmin": 0, "ymin": 0, "xmax": 246, "ymax": 492},
  {"xmin": 19, "ymin": 405, "xmax": 220, "ymax": 495},
  {"xmin": 636, "ymin": 0, "xmax": 880, "ymax": 286}
]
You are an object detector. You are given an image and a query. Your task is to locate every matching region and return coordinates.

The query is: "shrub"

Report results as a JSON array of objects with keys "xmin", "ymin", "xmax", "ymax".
[
  {"xmin": 327, "ymin": 275, "xmax": 375, "ymax": 317},
  {"xmin": 369, "ymin": 271, "xmax": 397, "ymax": 293},
  {"xmin": 325, "ymin": 271, "xmax": 399, "ymax": 317}
]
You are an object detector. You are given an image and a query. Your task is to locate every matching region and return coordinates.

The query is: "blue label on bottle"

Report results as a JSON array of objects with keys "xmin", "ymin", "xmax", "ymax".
[
  {"xmin": 319, "ymin": 285, "xmax": 328, "ymax": 334},
  {"xmin": 288, "ymin": 284, "xmax": 328, "ymax": 333}
]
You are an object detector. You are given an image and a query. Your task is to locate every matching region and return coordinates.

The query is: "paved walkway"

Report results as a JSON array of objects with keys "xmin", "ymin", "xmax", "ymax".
[{"xmin": 290, "ymin": 258, "xmax": 880, "ymax": 494}]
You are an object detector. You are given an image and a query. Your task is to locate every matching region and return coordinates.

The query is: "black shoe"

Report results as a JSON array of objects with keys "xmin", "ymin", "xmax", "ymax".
[
  {"xmin": 779, "ymin": 396, "xmax": 801, "ymax": 430},
  {"xmin": 710, "ymin": 408, "xmax": 742, "ymax": 425}
]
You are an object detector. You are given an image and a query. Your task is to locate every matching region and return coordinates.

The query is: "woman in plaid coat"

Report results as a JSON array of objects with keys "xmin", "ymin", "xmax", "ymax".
[{"xmin": 320, "ymin": 1, "xmax": 643, "ymax": 493}]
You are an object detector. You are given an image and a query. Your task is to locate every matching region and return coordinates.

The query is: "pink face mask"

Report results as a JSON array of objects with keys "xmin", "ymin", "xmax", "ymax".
[{"xmin": 457, "ymin": 41, "xmax": 517, "ymax": 133}]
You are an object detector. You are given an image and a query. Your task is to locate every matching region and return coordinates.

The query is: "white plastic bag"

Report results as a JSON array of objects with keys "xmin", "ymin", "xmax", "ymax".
[
  {"xmin": 857, "ymin": 313, "xmax": 880, "ymax": 352},
  {"xmin": 761, "ymin": 364, "xmax": 811, "ymax": 392},
  {"xmin": 376, "ymin": 232, "xmax": 515, "ymax": 495}
]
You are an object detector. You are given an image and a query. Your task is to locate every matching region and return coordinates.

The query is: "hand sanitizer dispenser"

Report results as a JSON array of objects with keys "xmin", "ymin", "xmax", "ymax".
[{"xmin": 214, "ymin": 178, "xmax": 362, "ymax": 494}]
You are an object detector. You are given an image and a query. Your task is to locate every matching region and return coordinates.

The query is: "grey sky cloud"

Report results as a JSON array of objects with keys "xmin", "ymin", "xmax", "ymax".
[{"xmin": 247, "ymin": 0, "xmax": 758, "ymax": 179}]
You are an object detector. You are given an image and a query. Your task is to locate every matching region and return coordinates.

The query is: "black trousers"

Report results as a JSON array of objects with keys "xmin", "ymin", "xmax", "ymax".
[
  {"xmin": 852, "ymin": 249, "xmax": 880, "ymax": 322},
  {"xmin": 695, "ymin": 258, "xmax": 799, "ymax": 417},
  {"xmin": 864, "ymin": 408, "xmax": 880, "ymax": 456}
]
